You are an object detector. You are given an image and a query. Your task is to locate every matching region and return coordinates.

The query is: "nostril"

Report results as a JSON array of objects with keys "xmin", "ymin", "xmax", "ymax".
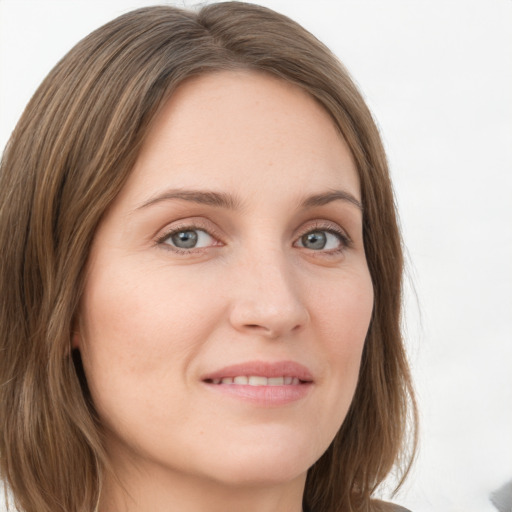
[{"xmin": 242, "ymin": 323, "xmax": 280, "ymax": 338}]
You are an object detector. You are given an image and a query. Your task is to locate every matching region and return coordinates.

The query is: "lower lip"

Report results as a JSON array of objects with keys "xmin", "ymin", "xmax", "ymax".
[{"xmin": 203, "ymin": 382, "xmax": 313, "ymax": 406}]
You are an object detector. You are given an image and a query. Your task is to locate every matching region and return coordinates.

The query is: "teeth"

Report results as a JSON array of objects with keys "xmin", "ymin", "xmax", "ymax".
[
  {"xmin": 214, "ymin": 376, "xmax": 301, "ymax": 386},
  {"xmin": 248, "ymin": 376, "xmax": 267, "ymax": 386}
]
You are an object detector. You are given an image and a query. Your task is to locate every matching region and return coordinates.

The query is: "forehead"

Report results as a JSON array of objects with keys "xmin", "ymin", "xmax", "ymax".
[{"xmin": 119, "ymin": 70, "xmax": 360, "ymax": 208}]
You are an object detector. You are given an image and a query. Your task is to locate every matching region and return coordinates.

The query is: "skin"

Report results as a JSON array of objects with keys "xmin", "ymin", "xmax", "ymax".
[{"xmin": 75, "ymin": 71, "xmax": 374, "ymax": 512}]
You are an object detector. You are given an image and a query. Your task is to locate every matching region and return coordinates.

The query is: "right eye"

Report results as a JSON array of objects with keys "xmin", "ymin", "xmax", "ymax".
[{"xmin": 159, "ymin": 228, "xmax": 217, "ymax": 251}]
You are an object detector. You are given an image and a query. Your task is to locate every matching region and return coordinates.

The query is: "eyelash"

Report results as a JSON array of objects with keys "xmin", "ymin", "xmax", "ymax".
[
  {"xmin": 155, "ymin": 221, "xmax": 352, "ymax": 255},
  {"xmin": 155, "ymin": 222, "xmax": 223, "ymax": 254},
  {"xmin": 295, "ymin": 221, "xmax": 352, "ymax": 255}
]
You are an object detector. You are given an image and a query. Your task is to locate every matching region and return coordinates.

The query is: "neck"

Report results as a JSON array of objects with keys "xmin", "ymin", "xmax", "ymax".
[{"xmin": 99, "ymin": 460, "xmax": 307, "ymax": 512}]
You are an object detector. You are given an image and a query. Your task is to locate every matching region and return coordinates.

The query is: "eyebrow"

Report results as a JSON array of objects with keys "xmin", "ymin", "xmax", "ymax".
[
  {"xmin": 136, "ymin": 189, "xmax": 241, "ymax": 211},
  {"xmin": 135, "ymin": 188, "xmax": 362, "ymax": 212},
  {"xmin": 299, "ymin": 190, "xmax": 363, "ymax": 211}
]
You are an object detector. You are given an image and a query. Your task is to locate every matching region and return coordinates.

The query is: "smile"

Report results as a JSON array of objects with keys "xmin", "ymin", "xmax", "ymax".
[
  {"xmin": 207, "ymin": 376, "xmax": 302, "ymax": 386},
  {"xmin": 201, "ymin": 361, "xmax": 314, "ymax": 406}
]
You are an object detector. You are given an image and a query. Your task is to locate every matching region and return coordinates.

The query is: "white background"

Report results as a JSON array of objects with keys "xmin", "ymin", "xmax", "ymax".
[{"xmin": 1, "ymin": 1, "xmax": 511, "ymax": 511}]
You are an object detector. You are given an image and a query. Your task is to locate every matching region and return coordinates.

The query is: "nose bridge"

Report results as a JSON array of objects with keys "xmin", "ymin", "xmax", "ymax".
[{"xmin": 229, "ymin": 243, "xmax": 309, "ymax": 338}]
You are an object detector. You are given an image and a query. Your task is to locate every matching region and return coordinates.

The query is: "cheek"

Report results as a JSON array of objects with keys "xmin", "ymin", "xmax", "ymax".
[
  {"xmin": 82, "ymin": 259, "xmax": 210, "ymax": 343},
  {"xmin": 313, "ymin": 267, "xmax": 374, "ymax": 351},
  {"xmin": 308, "ymin": 268, "xmax": 373, "ymax": 424},
  {"xmin": 76, "ymin": 261, "xmax": 218, "ymax": 409}
]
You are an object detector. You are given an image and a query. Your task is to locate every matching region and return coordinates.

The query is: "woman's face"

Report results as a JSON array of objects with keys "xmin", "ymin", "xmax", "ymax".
[{"xmin": 76, "ymin": 71, "xmax": 373, "ymax": 491}]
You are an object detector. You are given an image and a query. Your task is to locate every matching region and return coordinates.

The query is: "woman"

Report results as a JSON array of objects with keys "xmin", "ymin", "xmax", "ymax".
[{"xmin": 0, "ymin": 3, "xmax": 417, "ymax": 512}]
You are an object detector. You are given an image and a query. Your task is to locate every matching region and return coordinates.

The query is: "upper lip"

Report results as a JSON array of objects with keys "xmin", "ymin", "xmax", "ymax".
[{"xmin": 201, "ymin": 360, "xmax": 314, "ymax": 382}]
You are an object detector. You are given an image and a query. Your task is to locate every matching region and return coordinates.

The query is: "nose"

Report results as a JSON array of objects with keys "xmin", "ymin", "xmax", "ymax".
[{"xmin": 228, "ymin": 250, "xmax": 309, "ymax": 339}]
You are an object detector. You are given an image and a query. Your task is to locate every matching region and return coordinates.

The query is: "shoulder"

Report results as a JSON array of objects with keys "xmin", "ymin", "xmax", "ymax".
[
  {"xmin": 304, "ymin": 501, "xmax": 412, "ymax": 512},
  {"xmin": 372, "ymin": 499, "xmax": 413, "ymax": 512}
]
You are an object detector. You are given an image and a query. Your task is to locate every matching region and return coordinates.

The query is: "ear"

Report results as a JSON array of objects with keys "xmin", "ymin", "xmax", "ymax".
[
  {"xmin": 70, "ymin": 315, "xmax": 83, "ymax": 350},
  {"xmin": 71, "ymin": 331, "xmax": 81, "ymax": 349}
]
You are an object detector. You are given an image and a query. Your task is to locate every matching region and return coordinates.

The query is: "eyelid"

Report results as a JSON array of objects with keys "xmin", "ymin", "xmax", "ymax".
[
  {"xmin": 153, "ymin": 217, "xmax": 352, "ymax": 255},
  {"xmin": 294, "ymin": 220, "xmax": 353, "ymax": 250},
  {"xmin": 155, "ymin": 218, "xmax": 224, "ymax": 252}
]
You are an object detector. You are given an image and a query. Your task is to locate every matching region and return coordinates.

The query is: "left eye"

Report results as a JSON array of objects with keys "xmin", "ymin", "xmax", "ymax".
[
  {"xmin": 162, "ymin": 229, "xmax": 214, "ymax": 249},
  {"xmin": 296, "ymin": 230, "xmax": 343, "ymax": 251}
]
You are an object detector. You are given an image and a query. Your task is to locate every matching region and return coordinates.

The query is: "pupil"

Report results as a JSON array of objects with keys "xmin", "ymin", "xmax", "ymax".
[
  {"xmin": 171, "ymin": 230, "xmax": 198, "ymax": 248},
  {"xmin": 302, "ymin": 231, "xmax": 326, "ymax": 250}
]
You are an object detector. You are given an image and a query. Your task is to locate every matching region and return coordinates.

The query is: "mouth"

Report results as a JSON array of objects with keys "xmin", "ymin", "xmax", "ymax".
[
  {"xmin": 201, "ymin": 361, "xmax": 313, "ymax": 406},
  {"xmin": 205, "ymin": 376, "xmax": 304, "ymax": 386}
]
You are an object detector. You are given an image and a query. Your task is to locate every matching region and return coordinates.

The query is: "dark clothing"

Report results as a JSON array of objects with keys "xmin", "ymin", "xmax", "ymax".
[{"xmin": 303, "ymin": 501, "xmax": 412, "ymax": 512}]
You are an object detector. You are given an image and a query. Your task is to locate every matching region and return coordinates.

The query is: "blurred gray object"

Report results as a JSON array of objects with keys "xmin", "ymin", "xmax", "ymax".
[{"xmin": 491, "ymin": 480, "xmax": 512, "ymax": 512}]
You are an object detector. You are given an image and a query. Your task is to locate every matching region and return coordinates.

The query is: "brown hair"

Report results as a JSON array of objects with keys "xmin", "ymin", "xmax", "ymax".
[{"xmin": 0, "ymin": 3, "xmax": 417, "ymax": 512}]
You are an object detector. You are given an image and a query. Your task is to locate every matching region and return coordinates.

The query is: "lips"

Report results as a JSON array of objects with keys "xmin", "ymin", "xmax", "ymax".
[
  {"xmin": 201, "ymin": 361, "xmax": 314, "ymax": 406},
  {"xmin": 201, "ymin": 360, "xmax": 314, "ymax": 384},
  {"xmin": 209, "ymin": 376, "xmax": 302, "ymax": 386}
]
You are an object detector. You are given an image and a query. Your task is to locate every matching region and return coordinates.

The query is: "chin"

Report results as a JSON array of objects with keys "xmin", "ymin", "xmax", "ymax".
[
  {"xmin": 195, "ymin": 430, "xmax": 322, "ymax": 487},
  {"xmin": 206, "ymin": 460, "xmax": 309, "ymax": 488}
]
